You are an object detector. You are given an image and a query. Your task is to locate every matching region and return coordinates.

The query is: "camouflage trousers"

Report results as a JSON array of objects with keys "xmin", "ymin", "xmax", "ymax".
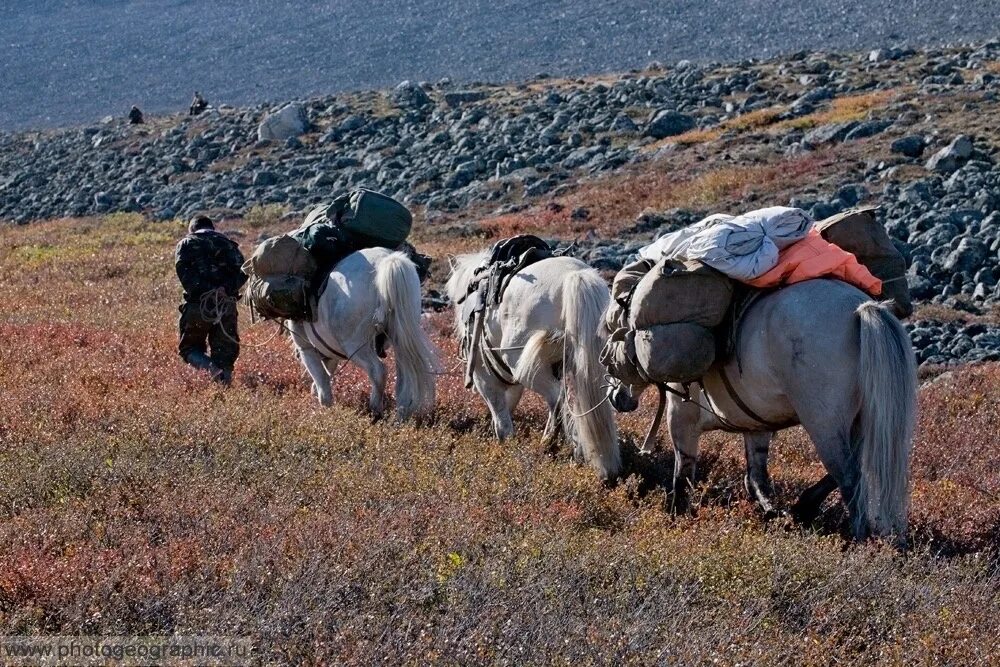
[{"xmin": 177, "ymin": 299, "xmax": 240, "ymax": 378}]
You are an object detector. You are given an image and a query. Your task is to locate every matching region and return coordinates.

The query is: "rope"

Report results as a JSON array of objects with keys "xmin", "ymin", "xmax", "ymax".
[{"xmin": 198, "ymin": 287, "xmax": 286, "ymax": 349}]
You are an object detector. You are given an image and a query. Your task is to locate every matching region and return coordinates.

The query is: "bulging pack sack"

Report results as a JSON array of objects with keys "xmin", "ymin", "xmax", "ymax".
[
  {"xmin": 245, "ymin": 234, "xmax": 317, "ymax": 279},
  {"xmin": 606, "ymin": 257, "xmax": 655, "ymax": 332},
  {"xmin": 245, "ymin": 274, "xmax": 314, "ymax": 321},
  {"xmin": 327, "ymin": 188, "xmax": 413, "ymax": 248},
  {"xmin": 242, "ymin": 234, "xmax": 318, "ymax": 321},
  {"xmin": 629, "ymin": 258, "xmax": 733, "ymax": 330},
  {"xmin": 599, "ymin": 327, "xmax": 647, "ymax": 387},
  {"xmin": 815, "ymin": 207, "xmax": 912, "ymax": 318},
  {"xmin": 634, "ymin": 323, "xmax": 717, "ymax": 384}
]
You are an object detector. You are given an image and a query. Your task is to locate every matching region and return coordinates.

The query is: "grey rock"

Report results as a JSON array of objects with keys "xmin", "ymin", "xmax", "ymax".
[
  {"xmin": 257, "ymin": 103, "xmax": 310, "ymax": 142},
  {"xmin": 926, "ymin": 135, "xmax": 974, "ymax": 173},
  {"xmin": 891, "ymin": 135, "xmax": 926, "ymax": 157},
  {"xmin": 253, "ymin": 171, "xmax": 279, "ymax": 187},
  {"xmin": 645, "ymin": 110, "xmax": 696, "ymax": 139},
  {"xmin": 844, "ymin": 119, "xmax": 892, "ymax": 141},
  {"xmin": 392, "ymin": 80, "xmax": 431, "ymax": 108},
  {"xmin": 944, "ymin": 237, "xmax": 989, "ymax": 274},
  {"xmin": 444, "ymin": 90, "xmax": 487, "ymax": 107},
  {"xmin": 803, "ymin": 121, "xmax": 859, "ymax": 146}
]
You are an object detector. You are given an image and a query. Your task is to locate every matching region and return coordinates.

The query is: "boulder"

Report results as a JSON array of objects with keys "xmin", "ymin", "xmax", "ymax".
[
  {"xmin": 443, "ymin": 90, "xmax": 487, "ymax": 107},
  {"xmin": 891, "ymin": 135, "xmax": 926, "ymax": 158},
  {"xmin": 392, "ymin": 80, "xmax": 431, "ymax": 108},
  {"xmin": 803, "ymin": 121, "xmax": 859, "ymax": 147},
  {"xmin": 925, "ymin": 135, "xmax": 974, "ymax": 173},
  {"xmin": 257, "ymin": 103, "xmax": 310, "ymax": 142},
  {"xmin": 645, "ymin": 110, "xmax": 696, "ymax": 139}
]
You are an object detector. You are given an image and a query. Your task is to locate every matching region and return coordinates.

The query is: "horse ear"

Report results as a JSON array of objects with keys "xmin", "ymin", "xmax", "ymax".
[{"xmin": 446, "ymin": 254, "xmax": 458, "ymax": 271}]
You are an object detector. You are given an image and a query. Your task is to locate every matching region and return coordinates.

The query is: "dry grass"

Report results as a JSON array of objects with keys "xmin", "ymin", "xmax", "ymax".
[
  {"xmin": 477, "ymin": 151, "xmax": 836, "ymax": 240},
  {"xmin": 0, "ymin": 215, "xmax": 998, "ymax": 664},
  {"xmin": 244, "ymin": 203, "xmax": 289, "ymax": 229},
  {"xmin": 772, "ymin": 89, "xmax": 901, "ymax": 132}
]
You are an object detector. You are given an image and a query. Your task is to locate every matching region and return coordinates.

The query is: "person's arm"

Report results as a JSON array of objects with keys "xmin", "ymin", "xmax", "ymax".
[
  {"xmin": 226, "ymin": 241, "xmax": 249, "ymax": 293},
  {"xmin": 175, "ymin": 239, "xmax": 206, "ymax": 297}
]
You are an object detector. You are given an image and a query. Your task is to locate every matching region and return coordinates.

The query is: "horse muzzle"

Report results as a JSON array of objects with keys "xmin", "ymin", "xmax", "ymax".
[{"xmin": 609, "ymin": 383, "xmax": 641, "ymax": 413}]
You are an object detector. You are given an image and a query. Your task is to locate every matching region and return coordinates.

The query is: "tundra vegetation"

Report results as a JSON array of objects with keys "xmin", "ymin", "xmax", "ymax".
[{"xmin": 0, "ymin": 211, "xmax": 998, "ymax": 665}]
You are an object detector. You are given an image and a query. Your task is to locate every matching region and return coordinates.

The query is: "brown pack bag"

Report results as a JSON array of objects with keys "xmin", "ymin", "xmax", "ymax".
[
  {"xmin": 606, "ymin": 257, "xmax": 655, "ymax": 331},
  {"xmin": 629, "ymin": 258, "xmax": 734, "ymax": 330},
  {"xmin": 634, "ymin": 323, "xmax": 716, "ymax": 384},
  {"xmin": 599, "ymin": 327, "xmax": 647, "ymax": 387},
  {"xmin": 815, "ymin": 207, "xmax": 912, "ymax": 319},
  {"xmin": 244, "ymin": 234, "xmax": 318, "ymax": 279},
  {"xmin": 245, "ymin": 274, "xmax": 314, "ymax": 321}
]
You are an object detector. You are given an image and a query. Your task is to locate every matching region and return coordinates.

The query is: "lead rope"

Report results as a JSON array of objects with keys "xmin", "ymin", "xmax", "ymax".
[{"xmin": 199, "ymin": 287, "xmax": 287, "ymax": 349}]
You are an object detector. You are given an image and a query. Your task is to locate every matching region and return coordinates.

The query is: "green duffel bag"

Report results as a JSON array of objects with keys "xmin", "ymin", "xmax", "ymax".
[{"xmin": 328, "ymin": 188, "xmax": 413, "ymax": 247}]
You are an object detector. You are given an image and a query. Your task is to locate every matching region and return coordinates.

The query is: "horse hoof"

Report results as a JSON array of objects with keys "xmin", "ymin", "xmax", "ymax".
[
  {"xmin": 761, "ymin": 507, "xmax": 789, "ymax": 522},
  {"xmin": 790, "ymin": 502, "xmax": 821, "ymax": 525}
]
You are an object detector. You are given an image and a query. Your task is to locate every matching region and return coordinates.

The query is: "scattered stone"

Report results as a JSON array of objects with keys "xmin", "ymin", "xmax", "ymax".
[
  {"xmin": 926, "ymin": 135, "xmax": 974, "ymax": 173},
  {"xmin": 891, "ymin": 135, "xmax": 926, "ymax": 157},
  {"xmin": 645, "ymin": 110, "xmax": 696, "ymax": 139},
  {"xmin": 257, "ymin": 103, "xmax": 310, "ymax": 142}
]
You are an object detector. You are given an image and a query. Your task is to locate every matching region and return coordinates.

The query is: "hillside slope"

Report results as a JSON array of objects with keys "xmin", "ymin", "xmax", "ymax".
[{"xmin": 3, "ymin": 0, "xmax": 1000, "ymax": 130}]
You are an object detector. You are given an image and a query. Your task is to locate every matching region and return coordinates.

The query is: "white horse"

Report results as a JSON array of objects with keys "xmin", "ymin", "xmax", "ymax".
[
  {"xmin": 447, "ymin": 252, "xmax": 621, "ymax": 481},
  {"xmin": 289, "ymin": 247, "xmax": 438, "ymax": 421},
  {"xmin": 608, "ymin": 279, "xmax": 917, "ymax": 541}
]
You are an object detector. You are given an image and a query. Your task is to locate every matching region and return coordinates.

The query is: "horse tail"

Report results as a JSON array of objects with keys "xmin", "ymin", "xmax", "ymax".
[
  {"xmin": 855, "ymin": 300, "xmax": 918, "ymax": 540},
  {"xmin": 561, "ymin": 268, "xmax": 620, "ymax": 481},
  {"xmin": 374, "ymin": 251, "xmax": 438, "ymax": 421},
  {"xmin": 512, "ymin": 330, "xmax": 560, "ymax": 389}
]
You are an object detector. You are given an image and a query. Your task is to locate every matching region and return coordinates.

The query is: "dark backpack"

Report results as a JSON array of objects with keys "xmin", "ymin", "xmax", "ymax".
[{"xmin": 176, "ymin": 230, "xmax": 246, "ymax": 298}]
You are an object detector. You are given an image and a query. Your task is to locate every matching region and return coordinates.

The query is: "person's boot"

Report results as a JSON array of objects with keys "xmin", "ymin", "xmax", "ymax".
[
  {"xmin": 183, "ymin": 350, "xmax": 224, "ymax": 380},
  {"xmin": 217, "ymin": 366, "xmax": 233, "ymax": 386}
]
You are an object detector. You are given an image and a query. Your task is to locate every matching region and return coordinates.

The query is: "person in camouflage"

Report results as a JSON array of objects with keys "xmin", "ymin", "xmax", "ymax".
[{"xmin": 175, "ymin": 216, "xmax": 247, "ymax": 384}]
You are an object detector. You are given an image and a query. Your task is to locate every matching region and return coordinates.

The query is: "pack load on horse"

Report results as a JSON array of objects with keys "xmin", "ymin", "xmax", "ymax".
[
  {"xmin": 242, "ymin": 188, "xmax": 429, "ymax": 321},
  {"xmin": 447, "ymin": 236, "xmax": 621, "ymax": 481},
  {"xmin": 602, "ymin": 205, "xmax": 917, "ymax": 542}
]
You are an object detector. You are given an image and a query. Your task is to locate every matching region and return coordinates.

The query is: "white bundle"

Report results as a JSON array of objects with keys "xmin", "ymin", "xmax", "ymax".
[
  {"xmin": 637, "ymin": 213, "xmax": 734, "ymax": 261},
  {"xmin": 638, "ymin": 206, "xmax": 814, "ymax": 281}
]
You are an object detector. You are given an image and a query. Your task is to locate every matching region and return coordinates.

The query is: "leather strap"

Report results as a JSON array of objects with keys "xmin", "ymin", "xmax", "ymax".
[{"xmin": 716, "ymin": 365, "xmax": 789, "ymax": 432}]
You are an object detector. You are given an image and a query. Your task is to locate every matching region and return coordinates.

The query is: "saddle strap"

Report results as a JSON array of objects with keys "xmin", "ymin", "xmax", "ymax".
[{"xmin": 715, "ymin": 366, "xmax": 788, "ymax": 432}]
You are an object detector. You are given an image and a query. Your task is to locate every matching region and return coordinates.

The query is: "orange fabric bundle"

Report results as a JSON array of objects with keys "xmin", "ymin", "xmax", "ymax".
[{"xmin": 745, "ymin": 229, "xmax": 883, "ymax": 296}]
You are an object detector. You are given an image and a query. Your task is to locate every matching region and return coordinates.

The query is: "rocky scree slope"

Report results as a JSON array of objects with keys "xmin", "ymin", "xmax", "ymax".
[{"xmin": 3, "ymin": 41, "xmax": 1000, "ymax": 368}]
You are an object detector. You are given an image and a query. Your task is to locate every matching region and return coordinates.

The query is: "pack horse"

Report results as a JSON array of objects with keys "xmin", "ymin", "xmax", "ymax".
[
  {"xmin": 609, "ymin": 279, "xmax": 918, "ymax": 541},
  {"xmin": 289, "ymin": 247, "xmax": 438, "ymax": 422},
  {"xmin": 447, "ymin": 244, "xmax": 621, "ymax": 481}
]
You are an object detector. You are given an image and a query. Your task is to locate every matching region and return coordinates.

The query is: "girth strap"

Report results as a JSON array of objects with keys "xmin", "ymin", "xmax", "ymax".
[
  {"xmin": 306, "ymin": 321, "xmax": 348, "ymax": 361},
  {"xmin": 715, "ymin": 365, "xmax": 789, "ymax": 432}
]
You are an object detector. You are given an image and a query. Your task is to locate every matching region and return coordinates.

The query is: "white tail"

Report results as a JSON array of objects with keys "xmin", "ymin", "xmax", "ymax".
[
  {"xmin": 855, "ymin": 301, "xmax": 918, "ymax": 539},
  {"xmin": 374, "ymin": 252, "xmax": 438, "ymax": 421},
  {"xmin": 561, "ymin": 269, "xmax": 620, "ymax": 480}
]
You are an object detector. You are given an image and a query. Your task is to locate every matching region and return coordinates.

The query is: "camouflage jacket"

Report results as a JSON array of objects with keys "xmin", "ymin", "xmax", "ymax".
[{"xmin": 175, "ymin": 230, "xmax": 248, "ymax": 301}]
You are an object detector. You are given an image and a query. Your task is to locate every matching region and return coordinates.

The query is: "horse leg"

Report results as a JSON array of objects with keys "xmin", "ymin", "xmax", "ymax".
[
  {"xmin": 532, "ymin": 374, "xmax": 564, "ymax": 456},
  {"xmin": 743, "ymin": 431, "xmax": 780, "ymax": 517},
  {"xmin": 299, "ymin": 347, "xmax": 333, "ymax": 407},
  {"xmin": 352, "ymin": 348, "xmax": 387, "ymax": 422},
  {"xmin": 473, "ymin": 369, "xmax": 516, "ymax": 440},
  {"xmin": 667, "ymin": 396, "xmax": 703, "ymax": 512},
  {"xmin": 802, "ymin": 424, "xmax": 866, "ymax": 539},
  {"xmin": 790, "ymin": 474, "xmax": 838, "ymax": 525}
]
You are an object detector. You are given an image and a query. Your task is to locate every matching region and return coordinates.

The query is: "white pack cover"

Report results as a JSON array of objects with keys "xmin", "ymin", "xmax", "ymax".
[
  {"xmin": 637, "ymin": 213, "xmax": 734, "ymax": 261},
  {"xmin": 638, "ymin": 206, "xmax": 813, "ymax": 281}
]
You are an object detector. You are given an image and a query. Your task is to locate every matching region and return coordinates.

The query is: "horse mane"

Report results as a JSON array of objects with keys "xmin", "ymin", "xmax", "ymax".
[{"xmin": 444, "ymin": 251, "xmax": 488, "ymax": 330}]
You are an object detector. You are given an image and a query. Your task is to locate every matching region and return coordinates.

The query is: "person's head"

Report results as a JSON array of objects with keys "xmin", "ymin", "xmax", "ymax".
[{"xmin": 188, "ymin": 215, "xmax": 214, "ymax": 234}]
